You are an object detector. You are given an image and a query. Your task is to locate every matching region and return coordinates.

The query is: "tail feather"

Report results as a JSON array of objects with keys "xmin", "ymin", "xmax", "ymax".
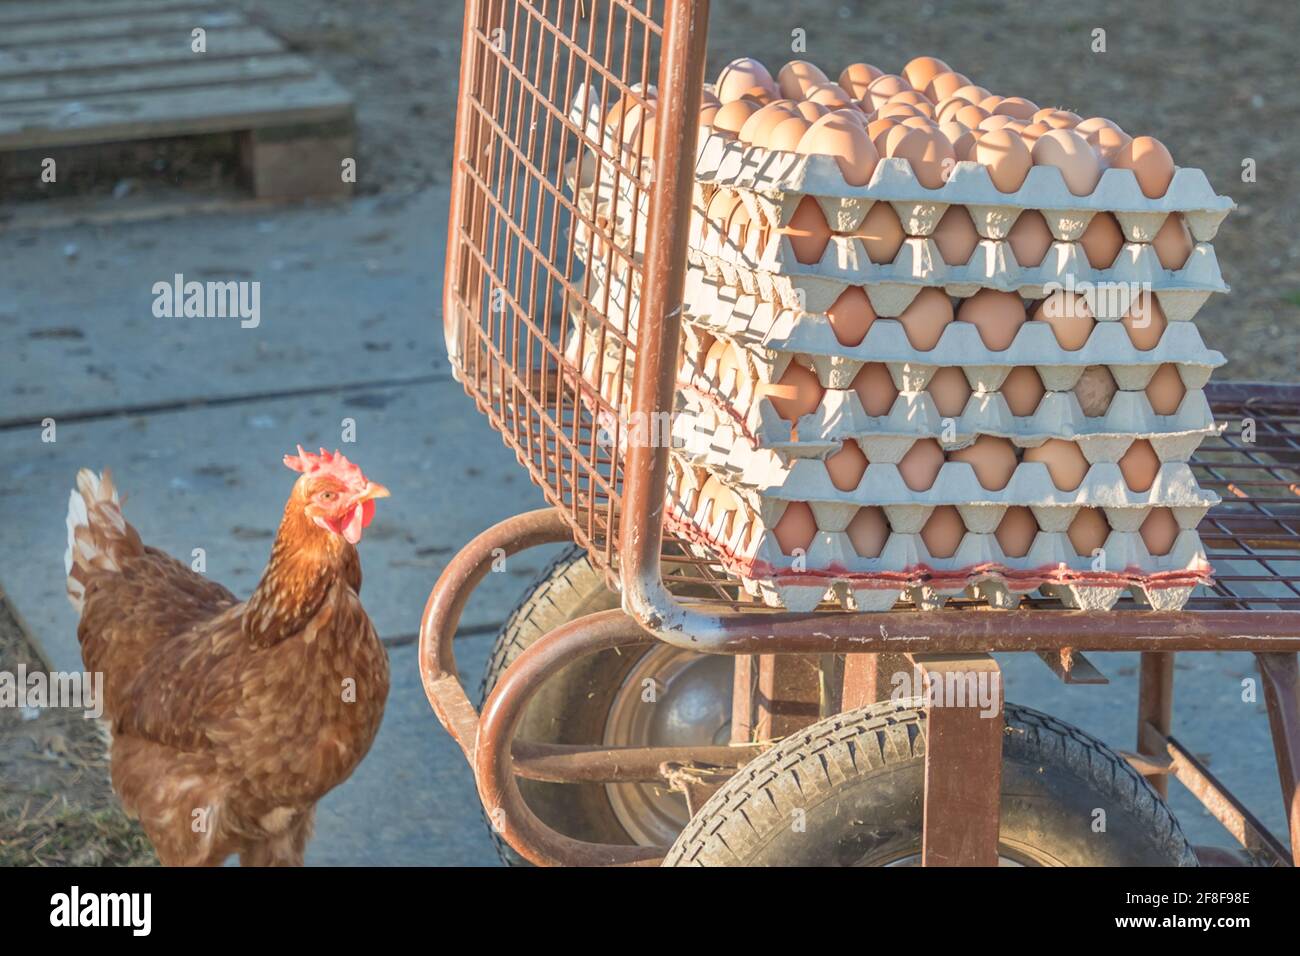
[{"xmin": 65, "ymin": 468, "xmax": 144, "ymax": 613}]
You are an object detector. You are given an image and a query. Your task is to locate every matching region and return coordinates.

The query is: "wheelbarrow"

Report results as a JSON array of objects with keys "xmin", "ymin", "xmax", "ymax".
[{"xmin": 420, "ymin": 0, "xmax": 1300, "ymax": 866}]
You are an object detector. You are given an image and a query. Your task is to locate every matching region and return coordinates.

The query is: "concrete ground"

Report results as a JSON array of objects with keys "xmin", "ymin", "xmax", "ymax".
[{"xmin": 0, "ymin": 191, "xmax": 1289, "ymax": 864}]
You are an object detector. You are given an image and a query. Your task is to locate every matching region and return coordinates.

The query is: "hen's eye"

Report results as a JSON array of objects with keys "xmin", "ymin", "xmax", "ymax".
[{"xmin": 321, "ymin": 491, "xmax": 337, "ymax": 501}]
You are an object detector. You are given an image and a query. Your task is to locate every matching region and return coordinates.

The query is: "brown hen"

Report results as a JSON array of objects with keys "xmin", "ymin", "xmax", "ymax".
[{"xmin": 65, "ymin": 447, "xmax": 390, "ymax": 866}]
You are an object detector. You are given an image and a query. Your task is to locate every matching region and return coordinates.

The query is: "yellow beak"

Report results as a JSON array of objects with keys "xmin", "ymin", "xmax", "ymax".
[{"xmin": 356, "ymin": 481, "xmax": 391, "ymax": 502}]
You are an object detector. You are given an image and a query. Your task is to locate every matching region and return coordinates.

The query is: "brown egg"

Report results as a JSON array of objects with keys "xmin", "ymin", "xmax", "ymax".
[
  {"xmin": 888, "ymin": 90, "xmax": 935, "ymax": 111},
  {"xmin": 704, "ymin": 189, "xmax": 745, "ymax": 245},
  {"xmin": 921, "ymin": 505, "xmax": 966, "ymax": 558},
  {"xmin": 1006, "ymin": 209, "xmax": 1055, "ymax": 267},
  {"xmin": 839, "ymin": 62, "xmax": 884, "ymax": 99},
  {"xmin": 795, "ymin": 100, "xmax": 830, "ymax": 123},
  {"xmin": 716, "ymin": 58, "xmax": 779, "ymax": 103},
  {"xmin": 898, "ymin": 438, "xmax": 946, "ymax": 491},
  {"xmin": 931, "ymin": 205, "xmax": 980, "ymax": 266},
  {"xmin": 1002, "ymin": 366, "xmax": 1046, "ymax": 416},
  {"xmin": 703, "ymin": 337, "xmax": 732, "ymax": 380},
  {"xmin": 877, "ymin": 101, "xmax": 923, "ymax": 122},
  {"xmin": 825, "ymin": 441, "xmax": 869, "ymax": 491},
  {"xmin": 936, "ymin": 98, "xmax": 968, "ymax": 124},
  {"xmin": 1032, "ymin": 292, "xmax": 1095, "ymax": 350},
  {"xmin": 712, "ymin": 98, "xmax": 760, "ymax": 137},
  {"xmin": 797, "ymin": 114, "xmax": 879, "ymax": 186},
  {"xmin": 699, "ymin": 103, "xmax": 720, "ymax": 128},
  {"xmin": 996, "ymin": 506, "xmax": 1039, "ymax": 558},
  {"xmin": 897, "ymin": 288, "xmax": 955, "ymax": 350},
  {"xmin": 1122, "ymin": 293, "xmax": 1167, "ymax": 351},
  {"xmin": 1038, "ymin": 110, "xmax": 1081, "ymax": 129},
  {"xmin": 826, "ymin": 285, "xmax": 877, "ymax": 347},
  {"xmin": 698, "ymin": 475, "xmax": 739, "ymax": 539},
  {"xmin": 900, "ymin": 114, "xmax": 940, "ymax": 131},
  {"xmin": 1074, "ymin": 365, "xmax": 1118, "ymax": 416},
  {"xmin": 1024, "ymin": 439, "xmax": 1089, "ymax": 491},
  {"xmin": 1152, "ymin": 214, "xmax": 1194, "ymax": 270},
  {"xmin": 1019, "ymin": 121, "xmax": 1052, "ymax": 147},
  {"xmin": 702, "ymin": 89, "xmax": 722, "ymax": 109},
  {"xmin": 778, "ymin": 60, "xmax": 829, "ymax": 99},
  {"xmin": 977, "ymin": 114, "xmax": 1016, "ymax": 132},
  {"xmin": 737, "ymin": 86, "xmax": 775, "ymax": 106},
  {"xmin": 1090, "ymin": 125, "xmax": 1132, "ymax": 166},
  {"xmin": 974, "ymin": 128, "xmax": 1032, "ymax": 193},
  {"xmin": 768, "ymin": 362, "xmax": 824, "ymax": 421},
  {"xmin": 925, "ymin": 71, "xmax": 970, "ymax": 103},
  {"xmin": 807, "ymin": 82, "xmax": 856, "ymax": 110},
  {"xmin": 773, "ymin": 501, "xmax": 818, "ymax": 555},
  {"xmin": 831, "ymin": 106, "xmax": 869, "ymax": 126},
  {"xmin": 851, "ymin": 362, "xmax": 899, "ymax": 416},
  {"xmin": 716, "ymin": 344, "xmax": 746, "ymax": 399},
  {"xmin": 938, "ymin": 121, "xmax": 976, "ymax": 161},
  {"xmin": 1119, "ymin": 439, "xmax": 1161, "ymax": 492},
  {"xmin": 901, "ymin": 56, "xmax": 950, "ymax": 93},
  {"xmin": 738, "ymin": 102, "xmax": 798, "ymax": 146},
  {"xmin": 1068, "ymin": 508, "xmax": 1111, "ymax": 557},
  {"xmin": 1140, "ymin": 507, "xmax": 1180, "ymax": 556},
  {"xmin": 886, "ymin": 126, "xmax": 956, "ymax": 189},
  {"xmin": 1032, "ymin": 129, "xmax": 1102, "ymax": 196},
  {"xmin": 1146, "ymin": 364, "xmax": 1185, "ymax": 415},
  {"xmin": 726, "ymin": 200, "xmax": 753, "ymax": 251},
  {"xmin": 1079, "ymin": 212, "xmax": 1125, "ymax": 269},
  {"xmin": 954, "ymin": 103, "xmax": 990, "ymax": 130},
  {"xmin": 951, "ymin": 84, "xmax": 992, "ymax": 106},
  {"xmin": 864, "ymin": 74, "xmax": 912, "ymax": 111},
  {"xmin": 866, "ymin": 117, "xmax": 898, "ymax": 154},
  {"xmin": 846, "ymin": 506, "xmax": 890, "ymax": 557},
  {"xmin": 949, "ymin": 435, "xmax": 1019, "ymax": 490},
  {"xmin": 928, "ymin": 366, "xmax": 972, "ymax": 416},
  {"xmin": 853, "ymin": 201, "xmax": 906, "ymax": 264},
  {"xmin": 782, "ymin": 195, "xmax": 832, "ymax": 264},
  {"xmin": 767, "ymin": 115, "xmax": 812, "ymax": 151},
  {"xmin": 1073, "ymin": 117, "xmax": 1121, "ymax": 140},
  {"xmin": 993, "ymin": 96, "xmax": 1039, "ymax": 120},
  {"xmin": 957, "ymin": 289, "xmax": 1026, "ymax": 351},
  {"xmin": 1112, "ymin": 135, "xmax": 1176, "ymax": 199},
  {"xmin": 978, "ymin": 94, "xmax": 1006, "ymax": 113}
]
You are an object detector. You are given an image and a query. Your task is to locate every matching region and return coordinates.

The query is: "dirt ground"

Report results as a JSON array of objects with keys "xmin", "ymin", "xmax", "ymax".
[{"xmin": 0, "ymin": 597, "xmax": 154, "ymax": 866}]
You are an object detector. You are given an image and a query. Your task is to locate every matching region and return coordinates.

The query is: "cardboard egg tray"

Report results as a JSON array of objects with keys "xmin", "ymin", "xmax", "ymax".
[
  {"xmin": 673, "ymin": 382, "xmax": 1220, "ymax": 474},
  {"xmin": 690, "ymin": 206, "xmax": 1227, "ymax": 323},
  {"xmin": 694, "ymin": 133, "xmax": 1235, "ymax": 242},
  {"xmin": 681, "ymin": 272, "xmax": 1224, "ymax": 392},
  {"xmin": 665, "ymin": 455, "xmax": 1212, "ymax": 612}
]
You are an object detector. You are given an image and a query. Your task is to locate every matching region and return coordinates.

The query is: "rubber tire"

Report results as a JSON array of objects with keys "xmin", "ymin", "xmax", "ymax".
[
  {"xmin": 664, "ymin": 698, "xmax": 1198, "ymax": 867},
  {"xmin": 479, "ymin": 546, "xmax": 644, "ymax": 865}
]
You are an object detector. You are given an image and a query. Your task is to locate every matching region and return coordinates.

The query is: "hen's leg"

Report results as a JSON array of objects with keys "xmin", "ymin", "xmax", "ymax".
[{"xmin": 240, "ymin": 808, "xmax": 314, "ymax": 866}]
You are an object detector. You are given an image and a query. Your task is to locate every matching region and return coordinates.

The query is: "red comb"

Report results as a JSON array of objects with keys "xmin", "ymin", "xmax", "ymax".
[{"xmin": 283, "ymin": 446, "xmax": 368, "ymax": 489}]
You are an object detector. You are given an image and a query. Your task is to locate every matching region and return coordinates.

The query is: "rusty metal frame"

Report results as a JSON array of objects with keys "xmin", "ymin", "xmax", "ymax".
[{"xmin": 432, "ymin": 0, "xmax": 1300, "ymax": 866}]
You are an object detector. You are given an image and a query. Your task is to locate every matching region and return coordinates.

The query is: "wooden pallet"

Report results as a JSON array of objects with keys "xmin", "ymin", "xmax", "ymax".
[{"xmin": 0, "ymin": 0, "xmax": 355, "ymax": 199}]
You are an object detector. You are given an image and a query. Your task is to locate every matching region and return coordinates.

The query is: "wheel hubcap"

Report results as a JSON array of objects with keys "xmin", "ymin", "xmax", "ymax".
[{"xmin": 603, "ymin": 645, "xmax": 734, "ymax": 847}]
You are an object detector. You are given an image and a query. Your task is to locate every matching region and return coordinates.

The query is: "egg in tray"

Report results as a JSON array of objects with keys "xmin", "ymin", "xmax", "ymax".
[{"xmin": 563, "ymin": 53, "xmax": 1232, "ymax": 611}]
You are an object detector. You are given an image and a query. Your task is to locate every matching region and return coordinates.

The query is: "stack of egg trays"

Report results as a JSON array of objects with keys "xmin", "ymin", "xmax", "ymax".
[{"xmin": 666, "ymin": 133, "xmax": 1235, "ymax": 613}]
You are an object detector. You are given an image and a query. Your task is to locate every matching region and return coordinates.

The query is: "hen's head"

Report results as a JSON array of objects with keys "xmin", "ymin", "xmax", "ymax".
[{"xmin": 284, "ymin": 446, "xmax": 390, "ymax": 545}]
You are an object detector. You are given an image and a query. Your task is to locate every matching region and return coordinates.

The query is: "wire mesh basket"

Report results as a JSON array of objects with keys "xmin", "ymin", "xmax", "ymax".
[{"xmin": 443, "ymin": 0, "xmax": 1300, "ymax": 615}]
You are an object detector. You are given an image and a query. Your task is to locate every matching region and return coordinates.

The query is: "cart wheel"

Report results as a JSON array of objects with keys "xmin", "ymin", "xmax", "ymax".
[
  {"xmin": 480, "ymin": 546, "xmax": 733, "ymax": 865},
  {"xmin": 665, "ymin": 698, "xmax": 1198, "ymax": 867}
]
